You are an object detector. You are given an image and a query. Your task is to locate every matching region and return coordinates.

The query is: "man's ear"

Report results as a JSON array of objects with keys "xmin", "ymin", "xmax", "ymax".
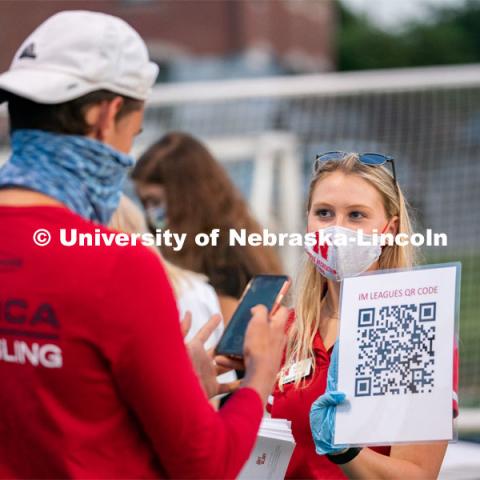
[{"xmin": 85, "ymin": 97, "xmax": 124, "ymax": 141}]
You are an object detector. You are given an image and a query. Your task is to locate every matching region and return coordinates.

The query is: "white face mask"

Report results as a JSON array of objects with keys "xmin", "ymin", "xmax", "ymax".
[
  {"xmin": 304, "ymin": 225, "xmax": 382, "ymax": 282},
  {"xmin": 146, "ymin": 205, "xmax": 167, "ymax": 230}
]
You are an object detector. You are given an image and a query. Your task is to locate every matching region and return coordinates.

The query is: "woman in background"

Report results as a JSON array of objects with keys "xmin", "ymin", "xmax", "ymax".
[{"xmin": 131, "ymin": 132, "xmax": 284, "ymax": 322}]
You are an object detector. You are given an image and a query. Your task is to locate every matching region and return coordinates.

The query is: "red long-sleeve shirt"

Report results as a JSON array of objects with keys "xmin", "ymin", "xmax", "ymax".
[{"xmin": 0, "ymin": 205, "xmax": 262, "ymax": 479}]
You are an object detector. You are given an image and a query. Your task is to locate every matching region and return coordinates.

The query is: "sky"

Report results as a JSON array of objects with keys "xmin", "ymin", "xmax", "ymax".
[{"xmin": 341, "ymin": 0, "xmax": 465, "ymax": 30}]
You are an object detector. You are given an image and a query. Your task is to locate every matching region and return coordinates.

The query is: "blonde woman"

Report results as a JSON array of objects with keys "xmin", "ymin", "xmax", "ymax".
[{"xmin": 268, "ymin": 152, "xmax": 456, "ymax": 479}]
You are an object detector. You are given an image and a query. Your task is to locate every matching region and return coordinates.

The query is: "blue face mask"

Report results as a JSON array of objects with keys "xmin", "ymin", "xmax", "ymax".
[
  {"xmin": 146, "ymin": 204, "xmax": 167, "ymax": 230},
  {"xmin": 0, "ymin": 129, "xmax": 134, "ymax": 224}
]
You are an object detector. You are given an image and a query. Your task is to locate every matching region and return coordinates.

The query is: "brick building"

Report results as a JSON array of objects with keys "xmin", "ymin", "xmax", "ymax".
[{"xmin": 0, "ymin": 0, "xmax": 336, "ymax": 81}]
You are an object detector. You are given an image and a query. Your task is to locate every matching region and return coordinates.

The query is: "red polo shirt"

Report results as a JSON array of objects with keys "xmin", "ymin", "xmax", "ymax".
[
  {"xmin": 269, "ymin": 327, "xmax": 388, "ymax": 479},
  {"xmin": 0, "ymin": 205, "xmax": 263, "ymax": 479}
]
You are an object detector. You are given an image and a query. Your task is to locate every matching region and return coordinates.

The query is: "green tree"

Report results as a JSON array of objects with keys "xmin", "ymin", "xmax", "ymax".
[{"xmin": 337, "ymin": 0, "xmax": 480, "ymax": 70}]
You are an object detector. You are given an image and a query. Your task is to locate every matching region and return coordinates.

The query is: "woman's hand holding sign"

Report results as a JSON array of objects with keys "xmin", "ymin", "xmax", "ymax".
[{"xmin": 310, "ymin": 341, "xmax": 350, "ymax": 456}]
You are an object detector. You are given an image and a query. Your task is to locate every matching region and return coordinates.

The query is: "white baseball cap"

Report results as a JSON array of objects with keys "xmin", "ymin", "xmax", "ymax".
[{"xmin": 0, "ymin": 10, "xmax": 159, "ymax": 104}]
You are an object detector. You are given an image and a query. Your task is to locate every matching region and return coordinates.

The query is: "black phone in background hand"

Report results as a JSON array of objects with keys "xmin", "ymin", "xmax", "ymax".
[{"xmin": 215, "ymin": 274, "xmax": 291, "ymax": 359}]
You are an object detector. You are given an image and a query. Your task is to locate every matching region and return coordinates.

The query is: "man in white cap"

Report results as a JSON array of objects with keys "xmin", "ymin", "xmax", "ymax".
[{"xmin": 0, "ymin": 11, "xmax": 286, "ymax": 478}]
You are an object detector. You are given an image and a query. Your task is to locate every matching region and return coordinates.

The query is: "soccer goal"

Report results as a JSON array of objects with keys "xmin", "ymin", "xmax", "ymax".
[
  {"xmin": 136, "ymin": 64, "xmax": 480, "ymax": 413},
  {"xmin": 1, "ymin": 64, "xmax": 479, "ymax": 414}
]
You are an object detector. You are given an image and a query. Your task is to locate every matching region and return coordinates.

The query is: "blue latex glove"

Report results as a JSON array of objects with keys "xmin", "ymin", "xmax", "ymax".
[{"xmin": 310, "ymin": 341, "xmax": 349, "ymax": 455}]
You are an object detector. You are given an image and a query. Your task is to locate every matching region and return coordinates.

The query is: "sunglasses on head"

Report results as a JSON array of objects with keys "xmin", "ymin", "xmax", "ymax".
[{"xmin": 314, "ymin": 151, "xmax": 397, "ymax": 185}]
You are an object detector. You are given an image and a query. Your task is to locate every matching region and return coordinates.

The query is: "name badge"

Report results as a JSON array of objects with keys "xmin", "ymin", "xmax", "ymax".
[{"xmin": 280, "ymin": 358, "xmax": 313, "ymax": 385}]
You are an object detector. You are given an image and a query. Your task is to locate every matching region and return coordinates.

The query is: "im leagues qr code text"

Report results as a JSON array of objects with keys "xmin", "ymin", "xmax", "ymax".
[{"xmin": 355, "ymin": 303, "xmax": 437, "ymax": 397}]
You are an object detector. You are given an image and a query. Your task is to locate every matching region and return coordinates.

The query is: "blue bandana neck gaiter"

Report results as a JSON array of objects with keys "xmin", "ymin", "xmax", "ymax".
[{"xmin": 0, "ymin": 129, "xmax": 134, "ymax": 225}]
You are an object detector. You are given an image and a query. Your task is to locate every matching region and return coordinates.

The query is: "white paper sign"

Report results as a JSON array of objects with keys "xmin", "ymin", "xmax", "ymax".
[{"xmin": 334, "ymin": 263, "xmax": 459, "ymax": 446}]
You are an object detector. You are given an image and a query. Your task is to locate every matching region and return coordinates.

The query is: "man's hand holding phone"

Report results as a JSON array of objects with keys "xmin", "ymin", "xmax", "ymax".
[
  {"xmin": 182, "ymin": 305, "xmax": 288, "ymax": 403},
  {"xmin": 183, "ymin": 307, "xmax": 287, "ymax": 404},
  {"xmin": 240, "ymin": 304, "xmax": 288, "ymax": 404},
  {"xmin": 182, "ymin": 312, "xmax": 241, "ymax": 398},
  {"xmin": 184, "ymin": 275, "xmax": 290, "ymax": 404},
  {"xmin": 213, "ymin": 274, "xmax": 290, "ymax": 404}
]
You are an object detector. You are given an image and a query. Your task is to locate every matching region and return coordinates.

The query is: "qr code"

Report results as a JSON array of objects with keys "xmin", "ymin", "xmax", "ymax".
[{"xmin": 355, "ymin": 303, "xmax": 436, "ymax": 397}]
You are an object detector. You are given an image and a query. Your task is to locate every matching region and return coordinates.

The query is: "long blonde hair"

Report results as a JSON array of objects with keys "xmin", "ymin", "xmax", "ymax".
[{"xmin": 282, "ymin": 154, "xmax": 417, "ymax": 388}]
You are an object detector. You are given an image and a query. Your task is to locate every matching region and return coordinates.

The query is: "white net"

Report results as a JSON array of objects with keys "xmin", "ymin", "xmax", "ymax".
[
  {"xmin": 135, "ymin": 64, "xmax": 480, "ymax": 409},
  {"xmin": 1, "ymin": 64, "xmax": 479, "ymax": 410}
]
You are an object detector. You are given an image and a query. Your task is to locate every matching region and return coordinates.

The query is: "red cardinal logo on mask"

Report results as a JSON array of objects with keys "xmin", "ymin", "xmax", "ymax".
[{"xmin": 313, "ymin": 231, "xmax": 329, "ymax": 259}]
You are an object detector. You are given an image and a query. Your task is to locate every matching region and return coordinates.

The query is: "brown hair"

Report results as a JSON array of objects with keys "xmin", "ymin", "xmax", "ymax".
[
  {"xmin": 5, "ymin": 90, "xmax": 143, "ymax": 135},
  {"xmin": 131, "ymin": 132, "xmax": 284, "ymax": 298}
]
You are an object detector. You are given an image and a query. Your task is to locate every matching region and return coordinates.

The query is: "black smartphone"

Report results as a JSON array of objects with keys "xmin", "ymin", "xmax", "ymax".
[{"xmin": 215, "ymin": 274, "xmax": 291, "ymax": 358}]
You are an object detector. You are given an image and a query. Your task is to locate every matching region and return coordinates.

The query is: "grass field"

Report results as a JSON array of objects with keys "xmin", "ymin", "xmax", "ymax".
[{"xmin": 425, "ymin": 251, "xmax": 480, "ymax": 408}]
